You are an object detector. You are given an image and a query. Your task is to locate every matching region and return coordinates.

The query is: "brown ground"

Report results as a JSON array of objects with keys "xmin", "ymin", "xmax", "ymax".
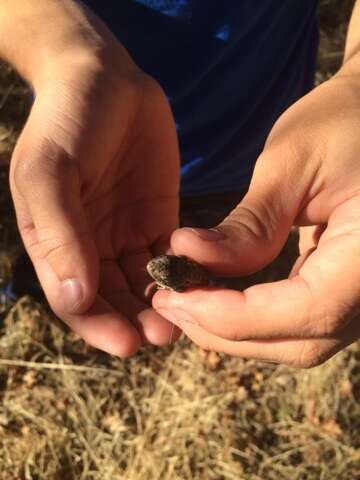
[{"xmin": 0, "ymin": 2, "xmax": 359, "ymax": 479}]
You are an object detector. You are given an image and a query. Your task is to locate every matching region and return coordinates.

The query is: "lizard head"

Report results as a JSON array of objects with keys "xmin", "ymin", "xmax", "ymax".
[{"xmin": 146, "ymin": 255, "xmax": 189, "ymax": 292}]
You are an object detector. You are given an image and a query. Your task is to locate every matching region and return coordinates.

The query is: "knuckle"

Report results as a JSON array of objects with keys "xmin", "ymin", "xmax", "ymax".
[
  {"xmin": 134, "ymin": 73, "xmax": 172, "ymax": 114},
  {"xmin": 322, "ymin": 310, "xmax": 346, "ymax": 336},
  {"xmin": 28, "ymin": 236, "xmax": 67, "ymax": 262},
  {"xmin": 223, "ymin": 201, "xmax": 278, "ymax": 249},
  {"xmin": 27, "ymin": 233, "xmax": 82, "ymax": 266},
  {"xmin": 297, "ymin": 279, "xmax": 346, "ymax": 338},
  {"xmin": 13, "ymin": 153, "xmax": 43, "ymax": 190},
  {"xmin": 13, "ymin": 138, "xmax": 77, "ymax": 191},
  {"xmin": 293, "ymin": 340, "xmax": 327, "ymax": 369},
  {"xmin": 41, "ymin": 240, "xmax": 69, "ymax": 264},
  {"xmin": 310, "ymin": 303, "xmax": 347, "ymax": 337},
  {"xmin": 229, "ymin": 323, "xmax": 249, "ymax": 342},
  {"xmin": 137, "ymin": 73, "xmax": 166, "ymax": 100}
]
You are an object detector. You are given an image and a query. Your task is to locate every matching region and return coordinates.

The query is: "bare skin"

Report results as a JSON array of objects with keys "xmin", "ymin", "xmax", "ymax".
[
  {"xmin": 154, "ymin": 1, "xmax": 360, "ymax": 367},
  {"xmin": 2, "ymin": 0, "xmax": 360, "ymax": 365},
  {"xmin": 154, "ymin": 68, "xmax": 360, "ymax": 367},
  {"xmin": 1, "ymin": 0, "xmax": 181, "ymax": 356}
]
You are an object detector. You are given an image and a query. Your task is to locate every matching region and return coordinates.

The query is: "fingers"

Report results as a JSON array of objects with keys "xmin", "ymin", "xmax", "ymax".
[
  {"xmin": 100, "ymin": 259, "xmax": 181, "ymax": 346},
  {"xmin": 298, "ymin": 225, "xmax": 327, "ymax": 254},
  {"xmin": 160, "ymin": 319, "xmax": 350, "ymax": 368},
  {"xmin": 66, "ymin": 296, "xmax": 142, "ymax": 357},
  {"xmin": 154, "ymin": 277, "xmax": 316, "ymax": 341},
  {"xmin": 10, "ymin": 135, "xmax": 99, "ymax": 317},
  {"xmin": 155, "ymin": 225, "xmax": 360, "ymax": 346},
  {"xmin": 118, "ymin": 248, "xmax": 156, "ymax": 303},
  {"xmin": 170, "ymin": 150, "xmax": 302, "ymax": 277},
  {"xmin": 31, "ymin": 255, "xmax": 141, "ymax": 357},
  {"xmin": 289, "ymin": 225, "xmax": 324, "ymax": 277}
]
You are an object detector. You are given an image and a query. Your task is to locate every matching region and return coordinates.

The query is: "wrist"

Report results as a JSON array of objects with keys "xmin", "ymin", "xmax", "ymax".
[
  {"xmin": 0, "ymin": 0, "xmax": 137, "ymax": 92},
  {"xmin": 33, "ymin": 42, "xmax": 138, "ymax": 95}
]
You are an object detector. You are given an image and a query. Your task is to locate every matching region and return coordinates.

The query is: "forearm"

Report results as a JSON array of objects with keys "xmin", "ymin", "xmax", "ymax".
[{"xmin": 0, "ymin": 0, "xmax": 132, "ymax": 90}]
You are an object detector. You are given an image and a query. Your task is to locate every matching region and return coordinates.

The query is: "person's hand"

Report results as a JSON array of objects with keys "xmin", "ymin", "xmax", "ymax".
[
  {"xmin": 10, "ymin": 37, "xmax": 180, "ymax": 356},
  {"xmin": 153, "ymin": 65, "xmax": 360, "ymax": 367}
]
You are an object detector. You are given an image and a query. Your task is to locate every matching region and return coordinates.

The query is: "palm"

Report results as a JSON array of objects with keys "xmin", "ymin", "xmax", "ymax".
[
  {"xmin": 152, "ymin": 75, "xmax": 360, "ymax": 366},
  {"xmin": 83, "ymin": 169, "xmax": 179, "ymax": 346},
  {"xmin": 79, "ymin": 75, "xmax": 180, "ymax": 349},
  {"xmin": 11, "ymin": 69, "xmax": 180, "ymax": 355}
]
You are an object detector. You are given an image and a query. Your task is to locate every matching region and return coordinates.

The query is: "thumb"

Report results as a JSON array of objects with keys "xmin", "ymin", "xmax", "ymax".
[
  {"xmin": 10, "ymin": 136, "xmax": 99, "ymax": 316},
  {"xmin": 171, "ymin": 152, "xmax": 299, "ymax": 276}
]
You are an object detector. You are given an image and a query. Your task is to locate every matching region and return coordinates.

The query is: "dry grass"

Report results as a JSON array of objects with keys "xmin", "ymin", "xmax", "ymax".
[
  {"xmin": 0, "ymin": 2, "xmax": 359, "ymax": 479},
  {"xmin": 0, "ymin": 297, "xmax": 359, "ymax": 480}
]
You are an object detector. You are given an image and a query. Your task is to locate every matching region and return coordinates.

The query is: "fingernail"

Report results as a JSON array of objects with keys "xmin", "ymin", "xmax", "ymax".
[
  {"xmin": 187, "ymin": 227, "xmax": 227, "ymax": 241},
  {"xmin": 60, "ymin": 279, "xmax": 83, "ymax": 313},
  {"xmin": 157, "ymin": 308, "xmax": 196, "ymax": 325}
]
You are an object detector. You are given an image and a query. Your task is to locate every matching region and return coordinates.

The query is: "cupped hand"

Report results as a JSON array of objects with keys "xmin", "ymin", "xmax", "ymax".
[
  {"xmin": 10, "ymin": 49, "xmax": 181, "ymax": 356},
  {"xmin": 154, "ymin": 69, "xmax": 360, "ymax": 367}
]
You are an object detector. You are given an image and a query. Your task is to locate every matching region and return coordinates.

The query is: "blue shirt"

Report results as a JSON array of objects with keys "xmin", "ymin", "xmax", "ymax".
[{"xmin": 82, "ymin": 1, "xmax": 318, "ymax": 195}]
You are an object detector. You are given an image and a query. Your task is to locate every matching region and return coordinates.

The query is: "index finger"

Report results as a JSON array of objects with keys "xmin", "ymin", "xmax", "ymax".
[{"xmin": 154, "ymin": 231, "xmax": 360, "ymax": 341}]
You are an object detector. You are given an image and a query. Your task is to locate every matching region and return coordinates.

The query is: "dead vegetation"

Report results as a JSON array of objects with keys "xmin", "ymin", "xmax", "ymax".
[{"xmin": 0, "ymin": 1, "xmax": 359, "ymax": 479}]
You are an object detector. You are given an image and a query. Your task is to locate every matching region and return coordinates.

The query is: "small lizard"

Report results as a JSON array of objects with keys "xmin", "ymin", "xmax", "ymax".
[{"xmin": 146, "ymin": 255, "xmax": 211, "ymax": 292}]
